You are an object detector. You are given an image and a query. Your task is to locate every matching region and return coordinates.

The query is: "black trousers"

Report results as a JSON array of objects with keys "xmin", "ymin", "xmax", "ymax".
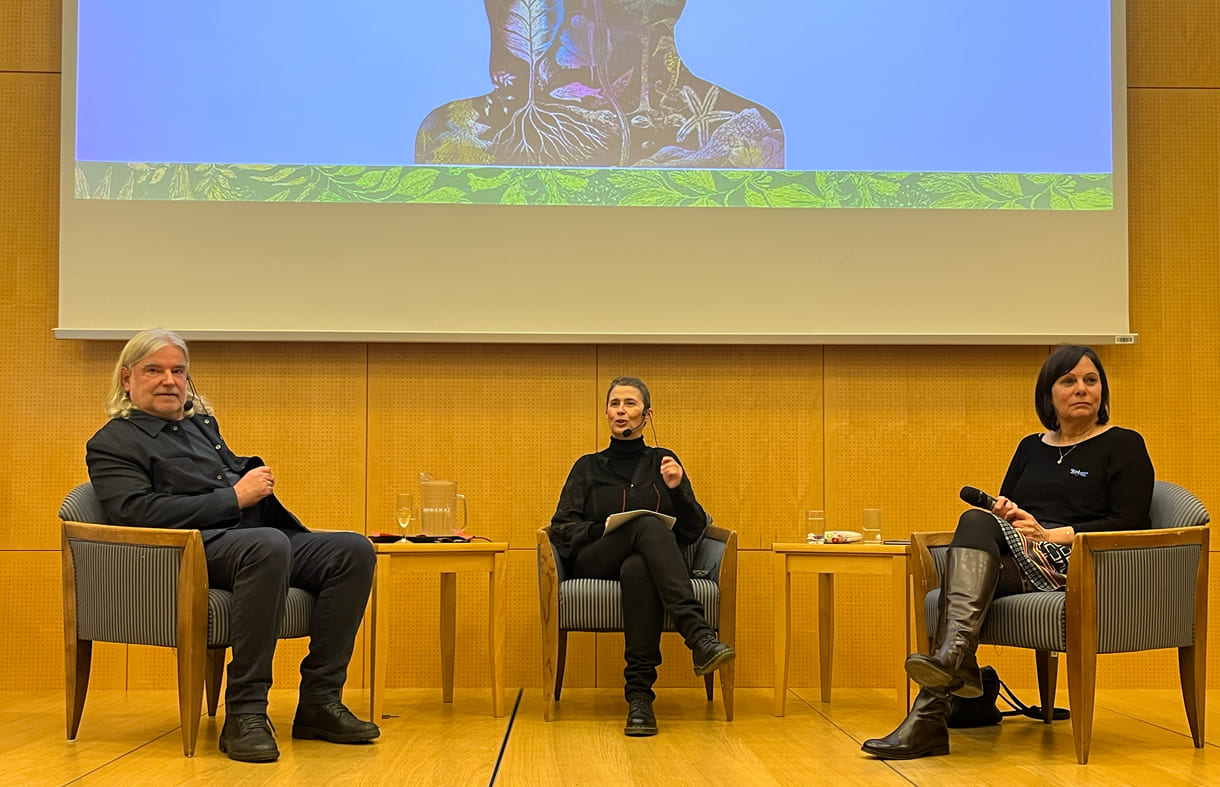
[
  {"xmin": 949, "ymin": 509, "xmax": 1033, "ymax": 597},
  {"xmin": 572, "ymin": 516, "xmax": 713, "ymax": 700},
  {"xmin": 203, "ymin": 527, "xmax": 375, "ymax": 715}
]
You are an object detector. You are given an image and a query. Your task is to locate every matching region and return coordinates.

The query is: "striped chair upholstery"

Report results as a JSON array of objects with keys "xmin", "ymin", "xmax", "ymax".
[
  {"xmin": 922, "ymin": 480, "xmax": 1209, "ymax": 653},
  {"xmin": 60, "ymin": 482, "xmax": 315, "ymax": 756},
  {"xmin": 537, "ymin": 524, "xmax": 738, "ymax": 722},
  {"xmin": 556, "ymin": 540, "xmax": 722, "ymax": 631},
  {"xmin": 912, "ymin": 479, "xmax": 1210, "ymax": 763}
]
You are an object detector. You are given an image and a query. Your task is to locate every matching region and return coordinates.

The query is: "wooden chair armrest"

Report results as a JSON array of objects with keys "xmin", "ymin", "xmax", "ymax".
[
  {"xmin": 909, "ymin": 531, "xmax": 954, "ymax": 654},
  {"xmin": 62, "ymin": 520, "xmax": 203, "ymax": 548},
  {"xmin": 535, "ymin": 527, "xmax": 559, "ymax": 625}
]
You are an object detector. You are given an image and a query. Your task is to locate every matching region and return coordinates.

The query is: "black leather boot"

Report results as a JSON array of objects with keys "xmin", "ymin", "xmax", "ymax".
[
  {"xmin": 861, "ymin": 687, "xmax": 951, "ymax": 760},
  {"xmin": 904, "ymin": 548, "xmax": 1000, "ymax": 698}
]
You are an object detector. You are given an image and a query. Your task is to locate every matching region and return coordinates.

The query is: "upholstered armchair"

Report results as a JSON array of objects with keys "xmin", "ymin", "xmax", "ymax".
[
  {"xmin": 60, "ymin": 482, "xmax": 315, "ymax": 756},
  {"xmin": 536, "ymin": 524, "xmax": 737, "ymax": 721},
  {"xmin": 910, "ymin": 480, "xmax": 1209, "ymax": 763}
]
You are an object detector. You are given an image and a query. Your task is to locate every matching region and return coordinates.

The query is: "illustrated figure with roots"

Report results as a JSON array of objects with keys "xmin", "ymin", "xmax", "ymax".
[{"xmin": 415, "ymin": 0, "xmax": 784, "ymax": 168}]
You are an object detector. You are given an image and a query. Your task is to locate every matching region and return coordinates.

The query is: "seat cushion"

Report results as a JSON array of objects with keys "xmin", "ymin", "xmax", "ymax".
[
  {"xmin": 208, "ymin": 587, "xmax": 316, "ymax": 646},
  {"xmin": 559, "ymin": 578, "xmax": 720, "ymax": 632}
]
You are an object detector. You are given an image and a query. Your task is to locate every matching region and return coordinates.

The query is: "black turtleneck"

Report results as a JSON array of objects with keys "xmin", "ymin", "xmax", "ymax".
[{"xmin": 604, "ymin": 436, "xmax": 646, "ymax": 479}]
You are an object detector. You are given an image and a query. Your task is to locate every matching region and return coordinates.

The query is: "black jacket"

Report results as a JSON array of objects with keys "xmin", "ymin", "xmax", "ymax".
[
  {"xmin": 549, "ymin": 443, "xmax": 706, "ymax": 561},
  {"xmin": 85, "ymin": 410, "xmax": 306, "ymax": 542}
]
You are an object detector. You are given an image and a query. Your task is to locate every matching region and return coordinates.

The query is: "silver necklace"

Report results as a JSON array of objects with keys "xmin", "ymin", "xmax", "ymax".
[{"xmin": 1056, "ymin": 426, "xmax": 1096, "ymax": 464}]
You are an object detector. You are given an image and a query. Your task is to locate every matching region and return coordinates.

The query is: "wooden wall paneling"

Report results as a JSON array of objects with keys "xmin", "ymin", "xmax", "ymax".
[
  {"xmin": 1120, "ymin": 89, "xmax": 1220, "ymax": 510},
  {"xmin": 503, "ymin": 548, "xmax": 543, "ymax": 690},
  {"xmin": 183, "ymin": 342, "xmax": 369, "ymax": 535},
  {"xmin": 595, "ymin": 345, "xmax": 824, "ymax": 551},
  {"xmin": 823, "ymin": 346, "xmax": 1045, "ymax": 539},
  {"xmin": 0, "ymin": 73, "xmax": 72, "ymax": 552},
  {"xmin": 734, "ymin": 550, "xmax": 774, "ymax": 689},
  {"xmin": 821, "ymin": 346, "xmax": 1044, "ymax": 688},
  {"xmin": 366, "ymin": 343, "xmax": 597, "ymax": 547},
  {"xmin": 1, "ymin": 551, "xmax": 128, "ymax": 690},
  {"xmin": 0, "ymin": 0, "xmax": 59, "ymax": 72},
  {"xmin": 1128, "ymin": 0, "xmax": 1220, "ymax": 88}
]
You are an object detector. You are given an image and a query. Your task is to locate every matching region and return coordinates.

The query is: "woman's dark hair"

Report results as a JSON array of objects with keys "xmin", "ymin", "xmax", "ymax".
[
  {"xmin": 605, "ymin": 376, "xmax": 651, "ymax": 412},
  {"xmin": 1034, "ymin": 345, "xmax": 1110, "ymax": 430}
]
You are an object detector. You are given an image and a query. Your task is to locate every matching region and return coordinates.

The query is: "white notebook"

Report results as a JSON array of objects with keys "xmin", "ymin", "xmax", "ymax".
[{"xmin": 603, "ymin": 509, "xmax": 676, "ymax": 535}]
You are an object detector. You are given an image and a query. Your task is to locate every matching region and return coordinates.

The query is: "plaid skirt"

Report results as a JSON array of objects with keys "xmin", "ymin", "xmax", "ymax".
[{"xmin": 996, "ymin": 514, "xmax": 1070, "ymax": 591}]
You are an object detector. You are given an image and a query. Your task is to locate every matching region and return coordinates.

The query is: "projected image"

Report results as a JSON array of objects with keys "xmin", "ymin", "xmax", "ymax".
[
  {"xmin": 415, "ymin": 0, "xmax": 783, "ymax": 168},
  {"xmin": 70, "ymin": 1, "xmax": 1115, "ymax": 209}
]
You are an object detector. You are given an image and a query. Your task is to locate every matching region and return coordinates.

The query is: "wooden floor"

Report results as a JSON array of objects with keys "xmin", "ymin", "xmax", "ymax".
[{"xmin": 4, "ymin": 687, "xmax": 1220, "ymax": 785}]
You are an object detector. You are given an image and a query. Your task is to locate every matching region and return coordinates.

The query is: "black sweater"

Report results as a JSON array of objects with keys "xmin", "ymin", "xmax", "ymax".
[
  {"xmin": 548, "ymin": 438, "xmax": 707, "ymax": 560},
  {"xmin": 999, "ymin": 426, "xmax": 1154, "ymax": 532}
]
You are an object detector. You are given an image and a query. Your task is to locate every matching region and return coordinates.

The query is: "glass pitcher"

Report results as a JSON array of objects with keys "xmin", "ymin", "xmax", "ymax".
[{"xmin": 419, "ymin": 472, "xmax": 468, "ymax": 535}]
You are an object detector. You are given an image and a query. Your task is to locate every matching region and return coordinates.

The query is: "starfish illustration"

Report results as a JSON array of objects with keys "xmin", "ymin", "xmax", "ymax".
[{"xmin": 675, "ymin": 85, "xmax": 735, "ymax": 148}]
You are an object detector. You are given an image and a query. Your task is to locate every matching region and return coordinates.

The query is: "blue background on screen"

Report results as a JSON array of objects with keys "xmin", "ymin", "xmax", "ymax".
[{"xmin": 75, "ymin": 1, "xmax": 1112, "ymax": 173}]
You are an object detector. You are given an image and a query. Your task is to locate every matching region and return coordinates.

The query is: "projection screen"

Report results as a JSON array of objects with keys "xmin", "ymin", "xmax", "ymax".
[{"xmin": 57, "ymin": 1, "xmax": 1130, "ymax": 344}]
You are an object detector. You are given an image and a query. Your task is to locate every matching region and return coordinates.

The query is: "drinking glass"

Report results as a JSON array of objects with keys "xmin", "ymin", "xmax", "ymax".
[
  {"xmin": 861, "ymin": 508, "xmax": 883, "ymax": 543},
  {"xmin": 805, "ymin": 510, "xmax": 826, "ymax": 543},
  {"xmin": 395, "ymin": 493, "xmax": 417, "ymax": 540}
]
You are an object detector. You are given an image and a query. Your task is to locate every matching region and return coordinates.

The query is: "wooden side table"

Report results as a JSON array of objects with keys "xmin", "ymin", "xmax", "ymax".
[
  {"xmin": 773, "ymin": 542, "xmax": 910, "ymax": 715},
  {"xmin": 368, "ymin": 541, "xmax": 509, "ymax": 720}
]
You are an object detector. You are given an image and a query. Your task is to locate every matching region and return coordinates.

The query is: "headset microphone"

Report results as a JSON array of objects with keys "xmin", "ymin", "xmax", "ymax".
[
  {"xmin": 622, "ymin": 413, "xmax": 649, "ymax": 438},
  {"xmin": 185, "ymin": 374, "xmax": 210, "ymax": 416}
]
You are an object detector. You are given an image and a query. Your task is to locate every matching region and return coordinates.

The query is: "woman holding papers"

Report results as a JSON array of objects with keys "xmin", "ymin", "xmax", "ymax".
[{"xmin": 549, "ymin": 376, "xmax": 735, "ymax": 737}]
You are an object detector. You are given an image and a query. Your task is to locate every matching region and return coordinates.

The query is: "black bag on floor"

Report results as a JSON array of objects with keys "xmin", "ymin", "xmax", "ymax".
[
  {"xmin": 946, "ymin": 665, "xmax": 1071, "ymax": 728},
  {"xmin": 946, "ymin": 666, "xmax": 1004, "ymax": 727}
]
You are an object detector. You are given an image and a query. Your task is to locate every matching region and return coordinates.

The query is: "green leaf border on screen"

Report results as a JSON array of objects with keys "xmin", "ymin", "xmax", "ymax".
[{"xmin": 73, "ymin": 162, "xmax": 1112, "ymax": 210}]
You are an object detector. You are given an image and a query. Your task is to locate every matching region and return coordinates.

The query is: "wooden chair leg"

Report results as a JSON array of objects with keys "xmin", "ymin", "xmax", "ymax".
[
  {"xmin": 704, "ymin": 673, "xmax": 714, "ymax": 702},
  {"xmin": 65, "ymin": 639, "xmax": 92, "ymax": 740},
  {"xmin": 1179, "ymin": 644, "xmax": 1206, "ymax": 748},
  {"xmin": 542, "ymin": 621, "xmax": 564, "ymax": 721},
  {"xmin": 554, "ymin": 631, "xmax": 569, "ymax": 702},
  {"xmin": 1036, "ymin": 650, "xmax": 1059, "ymax": 724},
  {"xmin": 177, "ymin": 641, "xmax": 207, "ymax": 756},
  {"xmin": 720, "ymin": 661, "xmax": 735, "ymax": 722},
  {"xmin": 205, "ymin": 648, "xmax": 226, "ymax": 717},
  {"xmin": 1067, "ymin": 644, "xmax": 1097, "ymax": 764}
]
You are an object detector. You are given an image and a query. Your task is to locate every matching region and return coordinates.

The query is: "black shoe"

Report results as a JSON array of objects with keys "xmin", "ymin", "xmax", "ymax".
[
  {"xmin": 292, "ymin": 701, "xmax": 381, "ymax": 743},
  {"xmin": 691, "ymin": 634, "xmax": 736, "ymax": 676},
  {"xmin": 624, "ymin": 696, "xmax": 658, "ymax": 737},
  {"xmin": 219, "ymin": 713, "xmax": 279, "ymax": 763}
]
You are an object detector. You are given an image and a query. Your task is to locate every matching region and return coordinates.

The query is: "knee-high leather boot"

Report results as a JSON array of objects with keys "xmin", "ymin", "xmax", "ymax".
[
  {"xmin": 860, "ymin": 687, "xmax": 951, "ymax": 760},
  {"xmin": 904, "ymin": 547, "xmax": 999, "ymax": 698}
]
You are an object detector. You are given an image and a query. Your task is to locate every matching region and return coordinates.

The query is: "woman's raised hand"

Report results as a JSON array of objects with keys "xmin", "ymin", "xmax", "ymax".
[{"xmin": 659, "ymin": 456, "xmax": 683, "ymax": 489}]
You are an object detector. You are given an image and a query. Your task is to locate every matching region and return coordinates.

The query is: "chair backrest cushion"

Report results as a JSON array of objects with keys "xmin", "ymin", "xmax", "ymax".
[
  {"xmin": 1149, "ymin": 480, "xmax": 1210, "ymax": 529},
  {"xmin": 60, "ymin": 483, "xmax": 107, "ymax": 525}
]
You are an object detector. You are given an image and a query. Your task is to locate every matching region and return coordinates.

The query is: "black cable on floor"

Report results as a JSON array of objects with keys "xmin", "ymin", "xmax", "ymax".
[{"xmin": 488, "ymin": 688, "xmax": 524, "ymax": 787}]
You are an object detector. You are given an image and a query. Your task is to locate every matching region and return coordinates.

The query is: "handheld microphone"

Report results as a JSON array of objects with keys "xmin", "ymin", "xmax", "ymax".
[{"xmin": 959, "ymin": 486, "xmax": 999, "ymax": 511}]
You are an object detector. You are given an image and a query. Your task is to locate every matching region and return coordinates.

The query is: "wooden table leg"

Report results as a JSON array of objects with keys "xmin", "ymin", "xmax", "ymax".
[
  {"xmin": 818, "ymin": 573, "xmax": 834, "ymax": 703},
  {"xmin": 489, "ymin": 550, "xmax": 507, "ymax": 717},
  {"xmin": 773, "ymin": 553, "xmax": 790, "ymax": 716},
  {"xmin": 440, "ymin": 572, "xmax": 456, "ymax": 704},
  {"xmin": 891, "ymin": 555, "xmax": 911, "ymax": 710},
  {"xmin": 370, "ymin": 553, "xmax": 391, "ymax": 722}
]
